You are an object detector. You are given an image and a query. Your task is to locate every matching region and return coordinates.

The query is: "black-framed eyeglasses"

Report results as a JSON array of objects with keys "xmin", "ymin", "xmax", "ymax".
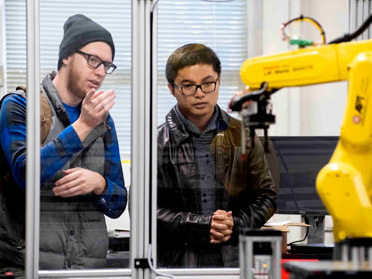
[
  {"xmin": 173, "ymin": 78, "xmax": 219, "ymax": 96},
  {"xmin": 76, "ymin": 50, "xmax": 117, "ymax": 74}
]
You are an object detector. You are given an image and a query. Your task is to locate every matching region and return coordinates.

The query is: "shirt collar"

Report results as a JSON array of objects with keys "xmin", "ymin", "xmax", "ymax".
[
  {"xmin": 165, "ymin": 104, "xmax": 231, "ymax": 145},
  {"xmin": 175, "ymin": 105, "xmax": 219, "ymax": 137}
]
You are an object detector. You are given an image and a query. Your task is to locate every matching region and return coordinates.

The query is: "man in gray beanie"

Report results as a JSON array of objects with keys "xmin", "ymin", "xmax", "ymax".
[
  {"xmin": 58, "ymin": 14, "xmax": 115, "ymax": 70},
  {"xmin": 0, "ymin": 14, "xmax": 127, "ymax": 270}
]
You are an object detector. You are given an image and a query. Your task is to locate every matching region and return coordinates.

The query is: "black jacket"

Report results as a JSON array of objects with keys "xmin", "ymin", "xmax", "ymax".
[{"xmin": 157, "ymin": 106, "xmax": 277, "ymax": 267}]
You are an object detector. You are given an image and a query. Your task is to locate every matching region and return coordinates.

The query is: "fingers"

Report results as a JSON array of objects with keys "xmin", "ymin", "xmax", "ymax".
[
  {"xmin": 211, "ymin": 234, "xmax": 231, "ymax": 244},
  {"xmin": 101, "ymin": 100, "xmax": 115, "ymax": 112},
  {"xmin": 54, "ymin": 169, "xmax": 81, "ymax": 197},
  {"xmin": 210, "ymin": 210, "xmax": 234, "ymax": 244},
  {"xmin": 54, "ymin": 185, "xmax": 80, "ymax": 197},
  {"xmin": 212, "ymin": 214, "xmax": 233, "ymax": 222},
  {"xmin": 210, "ymin": 229, "xmax": 225, "ymax": 239},
  {"xmin": 53, "ymin": 179, "xmax": 80, "ymax": 197},
  {"xmin": 53, "ymin": 168, "xmax": 106, "ymax": 198},
  {"xmin": 212, "ymin": 212, "xmax": 233, "ymax": 227},
  {"xmin": 210, "ymin": 227, "xmax": 232, "ymax": 237},
  {"xmin": 90, "ymin": 89, "xmax": 104, "ymax": 101},
  {"xmin": 83, "ymin": 89, "xmax": 115, "ymax": 112},
  {"xmin": 210, "ymin": 220, "xmax": 233, "ymax": 239},
  {"xmin": 55, "ymin": 168, "xmax": 79, "ymax": 186},
  {"xmin": 77, "ymin": 89, "xmax": 116, "ymax": 133},
  {"xmin": 210, "ymin": 229, "xmax": 232, "ymax": 244},
  {"xmin": 212, "ymin": 211, "xmax": 233, "ymax": 222},
  {"xmin": 92, "ymin": 89, "xmax": 116, "ymax": 113},
  {"xmin": 213, "ymin": 209, "xmax": 226, "ymax": 215},
  {"xmin": 211, "ymin": 220, "xmax": 233, "ymax": 230},
  {"xmin": 84, "ymin": 88, "xmax": 96, "ymax": 102},
  {"xmin": 213, "ymin": 209, "xmax": 232, "ymax": 216}
]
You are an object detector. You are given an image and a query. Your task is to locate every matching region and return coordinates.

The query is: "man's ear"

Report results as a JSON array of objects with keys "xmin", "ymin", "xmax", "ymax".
[
  {"xmin": 168, "ymin": 83, "xmax": 175, "ymax": 96},
  {"xmin": 62, "ymin": 57, "xmax": 69, "ymax": 66}
]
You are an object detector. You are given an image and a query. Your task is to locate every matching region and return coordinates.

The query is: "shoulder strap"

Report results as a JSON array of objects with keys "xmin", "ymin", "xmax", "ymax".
[
  {"xmin": 14, "ymin": 86, "xmax": 52, "ymax": 144},
  {"xmin": 0, "ymin": 86, "xmax": 52, "ymax": 193}
]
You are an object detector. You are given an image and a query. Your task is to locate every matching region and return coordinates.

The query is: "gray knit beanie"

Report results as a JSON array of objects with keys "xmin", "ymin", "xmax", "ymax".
[{"xmin": 57, "ymin": 14, "xmax": 115, "ymax": 69}]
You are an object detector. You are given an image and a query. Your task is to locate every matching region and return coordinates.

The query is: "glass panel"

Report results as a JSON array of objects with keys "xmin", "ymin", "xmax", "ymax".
[
  {"xmin": 157, "ymin": 0, "xmax": 248, "ymax": 125},
  {"xmin": 2, "ymin": 0, "xmax": 131, "ymax": 272},
  {"xmin": 154, "ymin": 0, "xmax": 353, "ymax": 275},
  {"xmin": 0, "ymin": 1, "xmax": 27, "ymax": 275},
  {"xmin": 156, "ymin": 0, "xmax": 278, "ymax": 270}
]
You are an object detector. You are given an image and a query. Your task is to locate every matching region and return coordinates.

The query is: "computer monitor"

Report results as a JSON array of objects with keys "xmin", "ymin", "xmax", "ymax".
[
  {"xmin": 261, "ymin": 136, "xmax": 339, "ymax": 244},
  {"xmin": 261, "ymin": 136, "xmax": 338, "ymax": 215}
]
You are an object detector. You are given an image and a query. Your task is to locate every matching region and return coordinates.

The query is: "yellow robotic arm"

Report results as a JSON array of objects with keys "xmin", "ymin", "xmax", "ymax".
[
  {"xmin": 237, "ymin": 39, "xmax": 372, "ymax": 243},
  {"xmin": 240, "ymin": 40, "xmax": 372, "ymax": 90}
]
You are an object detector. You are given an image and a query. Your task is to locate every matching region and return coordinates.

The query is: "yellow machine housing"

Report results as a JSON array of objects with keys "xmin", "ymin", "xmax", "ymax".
[{"xmin": 240, "ymin": 39, "xmax": 372, "ymax": 242}]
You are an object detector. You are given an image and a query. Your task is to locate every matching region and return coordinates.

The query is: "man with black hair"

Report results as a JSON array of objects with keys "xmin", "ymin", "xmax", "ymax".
[
  {"xmin": 157, "ymin": 43, "xmax": 277, "ymax": 267},
  {"xmin": 0, "ymin": 14, "xmax": 127, "ymax": 269}
]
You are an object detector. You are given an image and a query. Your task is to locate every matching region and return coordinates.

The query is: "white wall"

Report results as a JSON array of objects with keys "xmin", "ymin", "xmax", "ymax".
[
  {"xmin": 251, "ymin": 0, "xmax": 349, "ymax": 136},
  {"xmin": 298, "ymin": 0, "xmax": 349, "ymax": 136},
  {"xmin": 263, "ymin": 0, "xmax": 299, "ymax": 136}
]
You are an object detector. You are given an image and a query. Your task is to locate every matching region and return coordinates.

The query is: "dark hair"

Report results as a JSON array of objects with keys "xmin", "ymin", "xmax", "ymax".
[{"xmin": 165, "ymin": 43, "xmax": 221, "ymax": 85}]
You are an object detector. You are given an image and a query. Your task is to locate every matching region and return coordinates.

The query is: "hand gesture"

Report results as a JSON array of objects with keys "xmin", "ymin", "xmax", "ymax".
[
  {"xmin": 210, "ymin": 209, "xmax": 234, "ymax": 244},
  {"xmin": 53, "ymin": 167, "xmax": 107, "ymax": 198},
  {"xmin": 73, "ymin": 89, "xmax": 116, "ymax": 141},
  {"xmin": 80, "ymin": 88, "xmax": 116, "ymax": 129}
]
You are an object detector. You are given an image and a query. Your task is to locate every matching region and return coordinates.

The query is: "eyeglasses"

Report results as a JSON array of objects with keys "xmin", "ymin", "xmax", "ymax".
[
  {"xmin": 76, "ymin": 50, "xmax": 117, "ymax": 74},
  {"xmin": 173, "ymin": 78, "xmax": 219, "ymax": 96}
]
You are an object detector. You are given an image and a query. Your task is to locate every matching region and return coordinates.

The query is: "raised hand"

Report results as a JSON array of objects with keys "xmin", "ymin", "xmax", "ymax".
[
  {"xmin": 80, "ymin": 88, "xmax": 115, "ymax": 128},
  {"xmin": 72, "ymin": 88, "xmax": 115, "ymax": 141}
]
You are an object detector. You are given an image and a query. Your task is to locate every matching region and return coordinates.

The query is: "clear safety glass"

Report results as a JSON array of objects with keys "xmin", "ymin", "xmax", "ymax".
[{"xmin": 3, "ymin": 0, "xmax": 132, "ymax": 275}]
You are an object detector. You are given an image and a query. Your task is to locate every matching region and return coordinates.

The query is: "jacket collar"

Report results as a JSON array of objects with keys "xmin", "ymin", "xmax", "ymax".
[
  {"xmin": 165, "ymin": 105, "xmax": 230, "ymax": 145},
  {"xmin": 42, "ymin": 71, "xmax": 70, "ymax": 127}
]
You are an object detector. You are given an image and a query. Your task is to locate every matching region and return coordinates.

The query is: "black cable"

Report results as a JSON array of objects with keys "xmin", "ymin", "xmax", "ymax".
[
  {"xmin": 328, "ymin": 14, "xmax": 372, "ymax": 44},
  {"xmin": 281, "ymin": 15, "xmax": 326, "ymax": 45},
  {"xmin": 287, "ymin": 215, "xmax": 310, "ymax": 246},
  {"xmin": 287, "ymin": 227, "xmax": 310, "ymax": 246}
]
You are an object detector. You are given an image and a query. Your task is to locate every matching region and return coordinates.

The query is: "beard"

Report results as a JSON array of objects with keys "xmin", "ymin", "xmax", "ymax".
[{"xmin": 66, "ymin": 63, "xmax": 87, "ymax": 100}]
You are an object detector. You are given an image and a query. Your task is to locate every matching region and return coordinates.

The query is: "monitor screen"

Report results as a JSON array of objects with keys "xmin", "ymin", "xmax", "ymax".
[{"xmin": 261, "ymin": 136, "xmax": 339, "ymax": 215}]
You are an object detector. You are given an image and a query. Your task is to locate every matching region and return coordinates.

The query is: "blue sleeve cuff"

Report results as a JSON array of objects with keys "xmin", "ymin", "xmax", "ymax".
[{"xmin": 97, "ymin": 178, "xmax": 114, "ymax": 210}]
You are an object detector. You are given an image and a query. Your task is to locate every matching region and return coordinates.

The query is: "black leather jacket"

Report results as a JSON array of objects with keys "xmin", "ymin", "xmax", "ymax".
[{"xmin": 157, "ymin": 106, "xmax": 277, "ymax": 267}]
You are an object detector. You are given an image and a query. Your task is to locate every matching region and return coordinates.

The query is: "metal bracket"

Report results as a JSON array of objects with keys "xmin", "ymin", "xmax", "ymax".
[{"xmin": 134, "ymin": 258, "xmax": 151, "ymax": 269}]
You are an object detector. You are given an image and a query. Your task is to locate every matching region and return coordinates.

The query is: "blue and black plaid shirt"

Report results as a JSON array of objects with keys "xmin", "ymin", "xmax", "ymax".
[{"xmin": 0, "ymin": 93, "xmax": 127, "ymax": 218}]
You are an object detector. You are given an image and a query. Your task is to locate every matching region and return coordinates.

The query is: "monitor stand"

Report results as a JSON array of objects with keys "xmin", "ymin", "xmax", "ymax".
[
  {"xmin": 289, "ymin": 215, "xmax": 333, "ymax": 259},
  {"xmin": 306, "ymin": 215, "xmax": 325, "ymax": 244}
]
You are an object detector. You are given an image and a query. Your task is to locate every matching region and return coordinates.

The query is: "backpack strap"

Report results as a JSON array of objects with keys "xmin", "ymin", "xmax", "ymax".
[
  {"xmin": 0, "ymin": 86, "xmax": 52, "ymax": 193},
  {"xmin": 15, "ymin": 86, "xmax": 52, "ymax": 144}
]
